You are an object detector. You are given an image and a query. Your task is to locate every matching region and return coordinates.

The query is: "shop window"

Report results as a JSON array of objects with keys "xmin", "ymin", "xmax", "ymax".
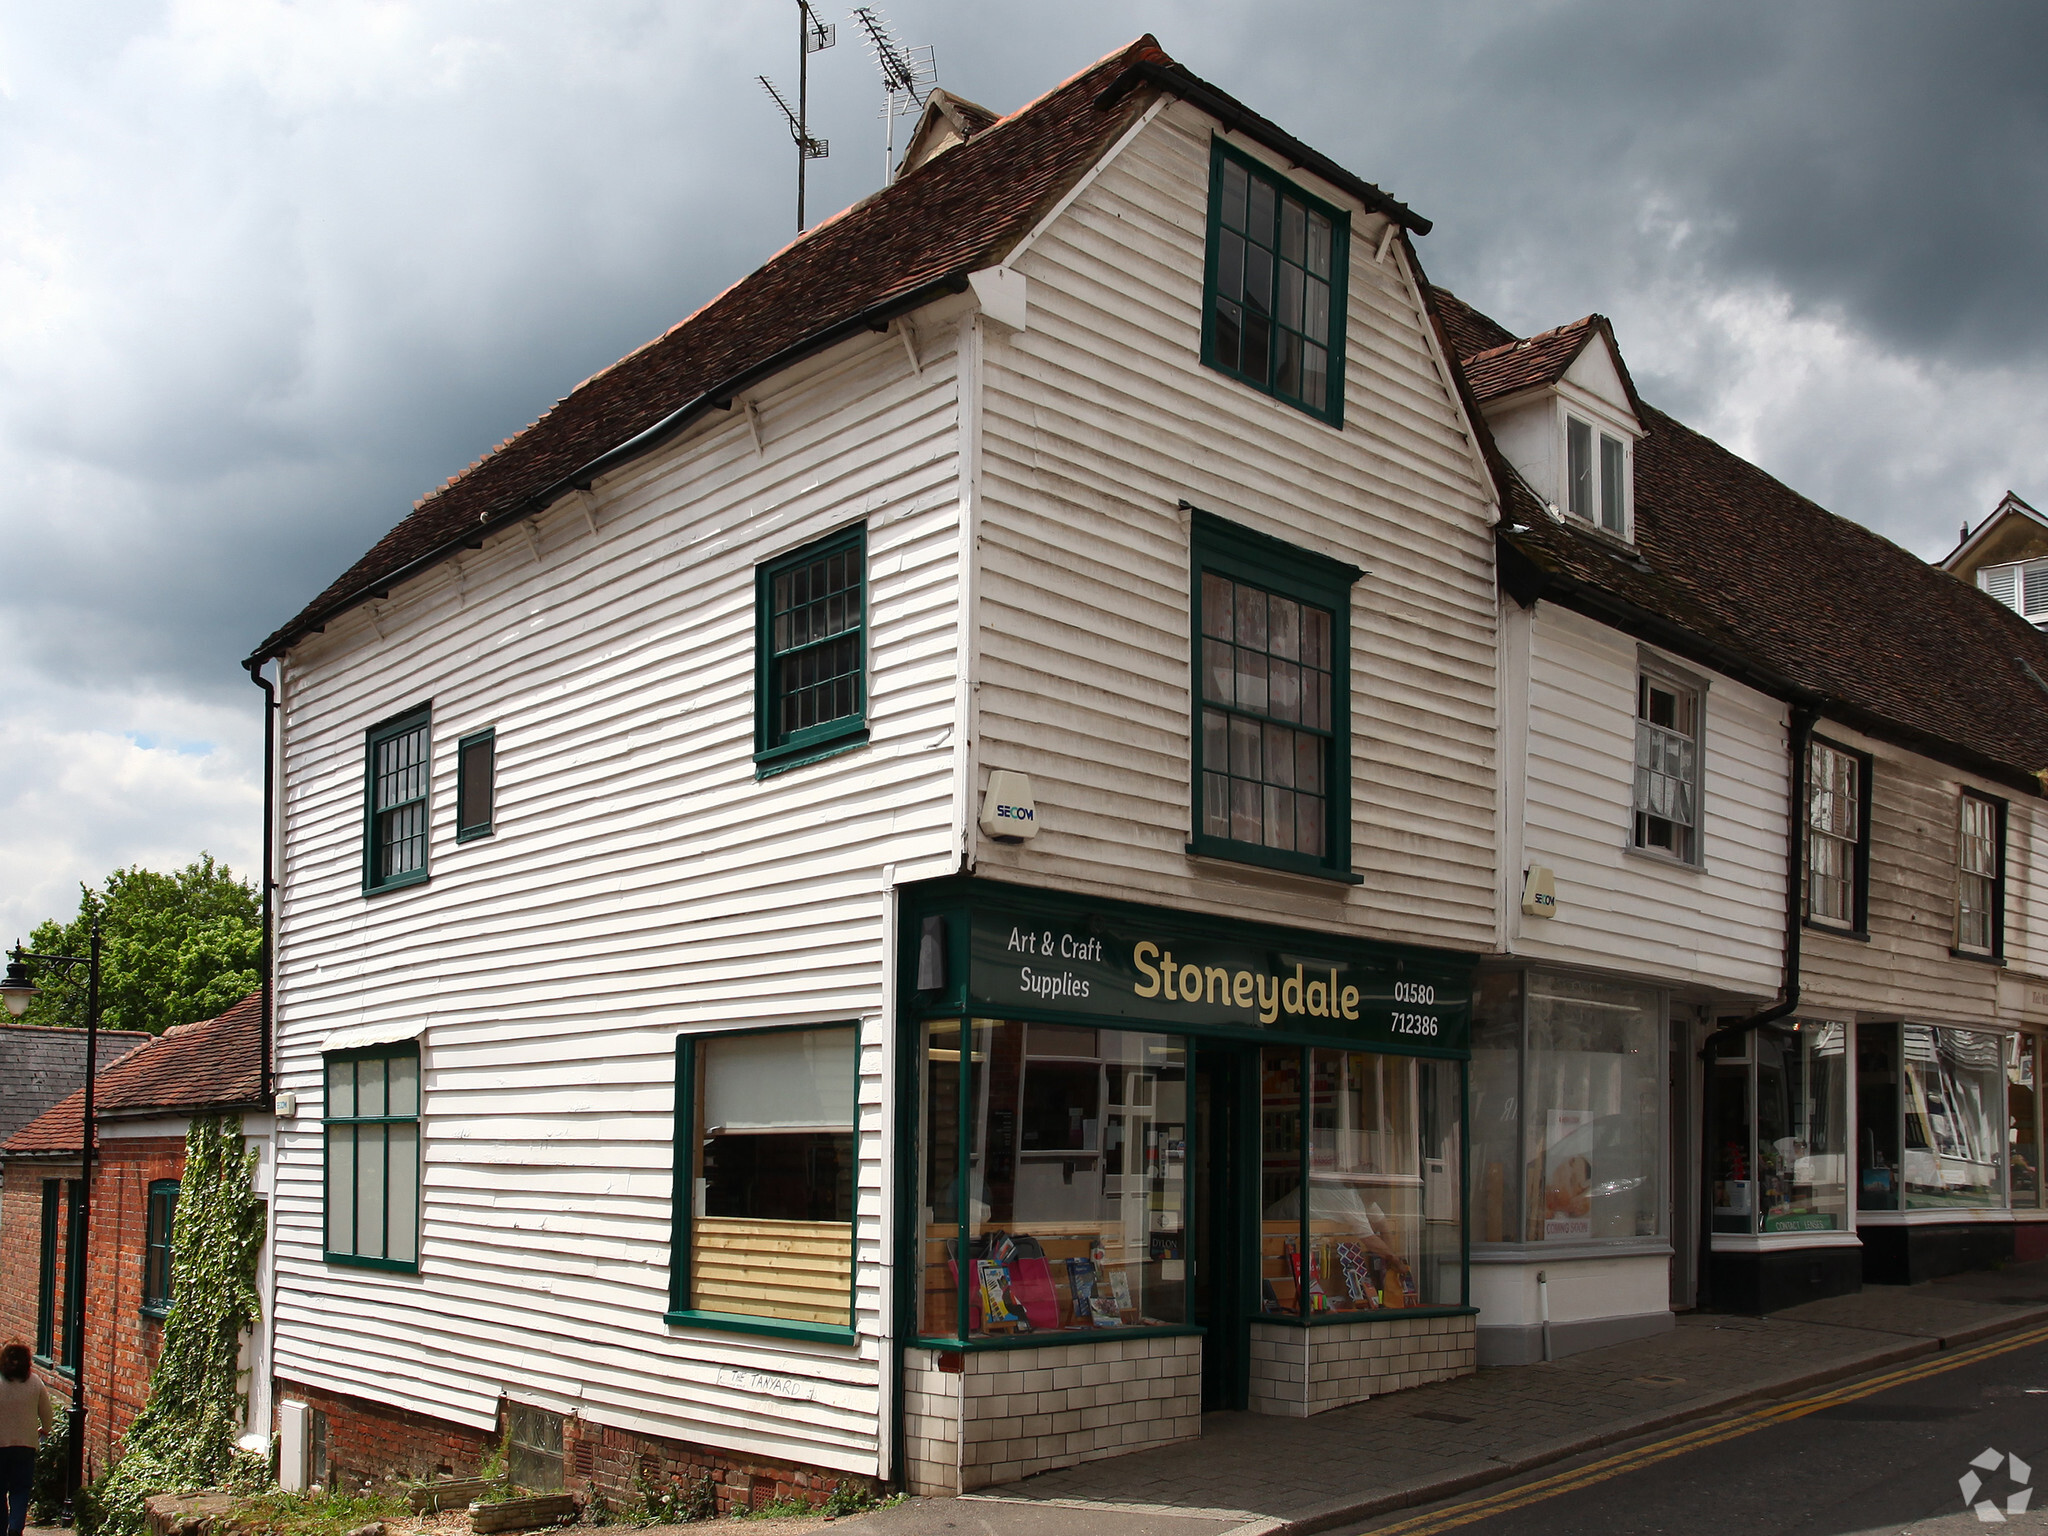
[
  {"xmin": 456, "ymin": 729, "xmax": 496, "ymax": 842},
  {"xmin": 142, "ymin": 1179, "xmax": 180, "ymax": 1317},
  {"xmin": 1633, "ymin": 669, "xmax": 1701, "ymax": 864},
  {"xmin": 1904, "ymin": 1025, "xmax": 2005, "ymax": 1208},
  {"xmin": 755, "ymin": 527, "xmax": 867, "ymax": 776},
  {"xmin": 674, "ymin": 1025, "xmax": 856, "ymax": 1334},
  {"xmin": 364, "ymin": 706, "xmax": 431, "ymax": 893},
  {"xmin": 1805, "ymin": 739, "xmax": 1869, "ymax": 931},
  {"xmin": 1859, "ymin": 1022, "xmax": 2008, "ymax": 1210},
  {"xmin": 1189, "ymin": 510, "xmax": 1358, "ymax": 882},
  {"xmin": 919, "ymin": 1020, "xmax": 1189, "ymax": 1342},
  {"xmin": 1955, "ymin": 791, "xmax": 2005, "ymax": 958},
  {"xmin": 325, "ymin": 1043, "xmax": 422, "ymax": 1271},
  {"xmin": 1469, "ymin": 970, "xmax": 1663, "ymax": 1246},
  {"xmin": 2010, "ymin": 1033, "xmax": 2041, "ymax": 1210},
  {"xmin": 1256, "ymin": 1046, "xmax": 1462, "ymax": 1313},
  {"xmin": 1202, "ymin": 140, "xmax": 1350, "ymax": 424},
  {"xmin": 1708, "ymin": 1022, "xmax": 1849, "ymax": 1235}
]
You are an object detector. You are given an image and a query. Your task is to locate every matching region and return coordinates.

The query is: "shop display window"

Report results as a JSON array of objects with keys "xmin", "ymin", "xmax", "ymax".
[
  {"xmin": 1902, "ymin": 1025, "xmax": 2005, "ymax": 1209},
  {"xmin": 1524, "ymin": 973, "xmax": 1662, "ymax": 1241},
  {"xmin": 1710, "ymin": 1021, "xmax": 1848, "ymax": 1235},
  {"xmin": 681, "ymin": 1026, "xmax": 856, "ymax": 1328},
  {"xmin": 920, "ymin": 1020, "xmax": 1189, "ymax": 1341},
  {"xmin": 1470, "ymin": 972, "xmax": 1523, "ymax": 1244},
  {"xmin": 2011, "ymin": 1034, "xmax": 2041, "ymax": 1209},
  {"xmin": 1255, "ymin": 1046, "xmax": 1462, "ymax": 1313}
]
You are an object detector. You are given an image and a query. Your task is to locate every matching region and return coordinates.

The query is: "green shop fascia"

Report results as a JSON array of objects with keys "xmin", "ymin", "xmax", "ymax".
[{"xmin": 894, "ymin": 878, "xmax": 1476, "ymax": 1409}]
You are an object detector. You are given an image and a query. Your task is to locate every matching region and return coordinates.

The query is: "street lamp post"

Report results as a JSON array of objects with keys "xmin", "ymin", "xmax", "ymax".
[{"xmin": 3, "ymin": 919, "xmax": 103, "ymax": 1522}]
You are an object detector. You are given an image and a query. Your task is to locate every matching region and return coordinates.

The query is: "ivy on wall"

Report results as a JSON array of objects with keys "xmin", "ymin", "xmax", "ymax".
[{"xmin": 85, "ymin": 1115, "xmax": 266, "ymax": 1536}]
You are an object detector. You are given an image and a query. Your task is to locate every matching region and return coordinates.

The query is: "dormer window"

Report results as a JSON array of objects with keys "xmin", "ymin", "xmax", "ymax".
[
  {"xmin": 1567, "ymin": 415, "xmax": 1629, "ymax": 537},
  {"xmin": 1978, "ymin": 559, "xmax": 2048, "ymax": 622}
]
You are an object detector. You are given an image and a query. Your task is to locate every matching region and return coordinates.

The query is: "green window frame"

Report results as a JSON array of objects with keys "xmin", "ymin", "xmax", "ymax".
[
  {"xmin": 35, "ymin": 1178, "xmax": 82, "ymax": 1372},
  {"xmin": 1201, "ymin": 139, "xmax": 1351, "ymax": 426},
  {"xmin": 364, "ymin": 706, "xmax": 432, "ymax": 893},
  {"xmin": 142, "ymin": 1179, "xmax": 179, "ymax": 1318},
  {"xmin": 456, "ymin": 728, "xmax": 496, "ymax": 842},
  {"xmin": 325, "ymin": 1043, "xmax": 422, "ymax": 1273},
  {"xmin": 668, "ymin": 1023, "xmax": 860, "ymax": 1344},
  {"xmin": 1188, "ymin": 509, "xmax": 1360, "ymax": 882},
  {"xmin": 755, "ymin": 527, "xmax": 869, "ymax": 777},
  {"xmin": 34, "ymin": 1179, "xmax": 59, "ymax": 1363}
]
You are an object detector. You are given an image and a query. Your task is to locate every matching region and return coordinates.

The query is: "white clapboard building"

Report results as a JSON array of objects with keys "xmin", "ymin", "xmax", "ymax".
[
  {"xmin": 247, "ymin": 38, "xmax": 1511, "ymax": 1506},
  {"xmin": 245, "ymin": 30, "xmax": 2048, "ymax": 1512}
]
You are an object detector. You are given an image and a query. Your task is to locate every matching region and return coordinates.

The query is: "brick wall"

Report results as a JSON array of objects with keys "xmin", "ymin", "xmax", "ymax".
[
  {"xmin": 1248, "ymin": 1313, "xmax": 1476, "ymax": 1417},
  {"xmin": 0, "ymin": 1157, "xmax": 81, "ymax": 1413},
  {"xmin": 276, "ymin": 1380, "xmax": 880, "ymax": 1518},
  {"xmin": 902, "ymin": 1334, "xmax": 1202, "ymax": 1496},
  {"xmin": 82, "ymin": 1138, "xmax": 187, "ymax": 1473}
]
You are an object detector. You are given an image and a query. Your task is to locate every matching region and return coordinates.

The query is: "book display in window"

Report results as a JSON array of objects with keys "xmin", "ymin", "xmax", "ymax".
[
  {"xmin": 1259, "ymin": 1045, "xmax": 1459, "ymax": 1312},
  {"xmin": 920, "ymin": 1021, "xmax": 1187, "ymax": 1340}
]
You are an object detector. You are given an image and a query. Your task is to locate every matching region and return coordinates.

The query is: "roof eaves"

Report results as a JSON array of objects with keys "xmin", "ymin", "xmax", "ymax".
[
  {"xmin": 1100, "ymin": 59, "xmax": 1431, "ymax": 235},
  {"xmin": 245, "ymin": 265, "xmax": 975, "ymax": 665}
]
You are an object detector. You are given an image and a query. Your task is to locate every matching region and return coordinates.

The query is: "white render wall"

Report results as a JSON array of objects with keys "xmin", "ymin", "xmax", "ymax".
[
  {"xmin": 268, "ymin": 323, "xmax": 968, "ymax": 1476},
  {"xmin": 967, "ymin": 99, "xmax": 1503, "ymax": 954},
  {"xmin": 1509, "ymin": 601, "xmax": 1788, "ymax": 997}
]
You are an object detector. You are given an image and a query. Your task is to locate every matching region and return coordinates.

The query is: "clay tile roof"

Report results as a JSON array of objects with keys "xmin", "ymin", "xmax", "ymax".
[
  {"xmin": 249, "ymin": 36, "xmax": 1182, "ymax": 663},
  {"xmin": 1435, "ymin": 288, "xmax": 2048, "ymax": 785},
  {"xmin": 1460, "ymin": 314, "xmax": 1647, "ymax": 423},
  {"xmin": 3, "ymin": 992, "xmax": 266, "ymax": 1156}
]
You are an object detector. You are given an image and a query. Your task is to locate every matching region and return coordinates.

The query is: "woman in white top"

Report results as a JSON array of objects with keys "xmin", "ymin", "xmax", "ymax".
[{"xmin": 0, "ymin": 1342, "xmax": 50, "ymax": 1536}]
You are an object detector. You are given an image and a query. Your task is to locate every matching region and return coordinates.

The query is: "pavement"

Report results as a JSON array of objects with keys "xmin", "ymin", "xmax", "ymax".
[{"xmin": 834, "ymin": 1260, "xmax": 2048, "ymax": 1536}]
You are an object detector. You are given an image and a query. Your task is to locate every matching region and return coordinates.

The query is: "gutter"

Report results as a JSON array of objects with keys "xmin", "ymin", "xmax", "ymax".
[
  {"xmin": 246, "ymin": 268, "xmax": 975, "ymax": 666},
  {"xmin": 1695, "ymin": 704, "xmax": 1815, "ymax": 1311}
]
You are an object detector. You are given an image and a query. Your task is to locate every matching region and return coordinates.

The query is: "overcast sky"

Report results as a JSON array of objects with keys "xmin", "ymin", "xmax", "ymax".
[{"xmin": 3, "ymin": 0, "xmax": 2044, "ymax": 940}]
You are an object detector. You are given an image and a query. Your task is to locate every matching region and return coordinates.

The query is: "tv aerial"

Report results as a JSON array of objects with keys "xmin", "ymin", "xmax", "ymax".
[
  {"xmin": 850, "ymin": 7, "xmax": 935, "ymax": 184},
  {"xmin": 760, "ymin": 1, "xmax": 836, "ymax": 230}
]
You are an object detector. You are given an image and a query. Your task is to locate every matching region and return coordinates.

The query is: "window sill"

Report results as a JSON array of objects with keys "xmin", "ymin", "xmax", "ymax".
[
  {"xmin": 912, "ymin": 1324, "xmax": 1203, "ymax": 1353},
  {"xmin": 667, "ymin": 1309, "xmax": 856, "ymax": 1345},
  {"xmin": 1949, "ymin": 947, "xmax": 2007, "ymax": 966},
  {"xmin": 754, "ymin": 727, "xmax": 869, "ymax": 781},
  {"xmin": 362, "ymin": 869, "xmax": 430, "ymax": 898},
  {"xmin": 1622, "ymin": 845, "xmax": 1704, "ymax": 874},
  {"xmin": 455, "ymin": 825, "xmax": 495, "ymax": 844},
  {"xmin": 1253, "ymin": 1305, "xmax": 1476, "ymax": 1327},
  {"xmin": 139, "ymin": 1304, "xmax": 169, "ymax": 1322},
  {"xmin": 1184, "ymin": 839, "xmax": 1362, "ymax": 886},
  {"xmin": 325, "ymin": 1252, "xmax": 420, "ymax": 1275},
  {"xmin": 1803, "ymin": 918, "xmax": 1869, "ymax": 942},
  {"xmin": 1470, "ymin": 1238, "xmax": 1672, "ymax": 1262}
]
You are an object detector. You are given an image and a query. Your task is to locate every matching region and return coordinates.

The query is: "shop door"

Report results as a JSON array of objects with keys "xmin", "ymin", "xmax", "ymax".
[{"xmin": 1194, "ymin": 1044, "xmax": 1251, "ymax": 1412}]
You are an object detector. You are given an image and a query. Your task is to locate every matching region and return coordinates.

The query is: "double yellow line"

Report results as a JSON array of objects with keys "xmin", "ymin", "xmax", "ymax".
[{"xmin": 1367, "ymin": 1321, "xmax": 2048, "ymax": 1536}]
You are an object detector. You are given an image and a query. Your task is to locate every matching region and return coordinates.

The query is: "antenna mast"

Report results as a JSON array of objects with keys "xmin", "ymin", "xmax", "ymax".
[
  {"xmin": 760, "ymin": 1, "xmax": 835, "ymax": 231},
  {"xmin": 850, "ymin": 6, "xmax": 935, "ymax": 184}
]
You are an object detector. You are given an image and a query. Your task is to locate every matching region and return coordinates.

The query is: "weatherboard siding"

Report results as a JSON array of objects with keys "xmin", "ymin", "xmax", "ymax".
[
  {"xmin": 1511, "ymin": 602, "xmax": 1787, "ymax": 997},
  {"xmin": 269, "ymin": 324, "xmax": 966, "ymax": 1472},
  {"xmin": 1798, "ymin": 719, "xmax": 2008, "ymax": 1026},
  {"xmin": 968, "ymin": 100, "xmax": 1501, "ymax": 950}
]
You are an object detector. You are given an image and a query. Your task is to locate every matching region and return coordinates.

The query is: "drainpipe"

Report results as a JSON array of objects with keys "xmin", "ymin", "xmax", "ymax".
[
  {"xmin": 245, "ymin": 658, "xmax": 277, "ymax": 1098},
  {"xmin": 1697, "ymin": 704, "xmax": 1816, "ymax": 1311}
]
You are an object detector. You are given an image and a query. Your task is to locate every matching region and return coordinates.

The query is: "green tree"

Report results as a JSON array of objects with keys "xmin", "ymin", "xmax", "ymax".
[{"xmin": 15, "ymin": 856, "xmax": 260, "ymax": 1035}]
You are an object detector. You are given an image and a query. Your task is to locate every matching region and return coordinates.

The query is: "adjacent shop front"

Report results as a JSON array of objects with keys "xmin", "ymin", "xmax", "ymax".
[{"xmin": 894, "ymin": 879, "xmax": 1477, "ymax": 1495}]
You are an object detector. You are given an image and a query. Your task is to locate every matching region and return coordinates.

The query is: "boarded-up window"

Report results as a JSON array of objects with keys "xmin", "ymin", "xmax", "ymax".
[{"xmin": 678, "ymin": 1026, "xmax": 856, "ymax": 1329}]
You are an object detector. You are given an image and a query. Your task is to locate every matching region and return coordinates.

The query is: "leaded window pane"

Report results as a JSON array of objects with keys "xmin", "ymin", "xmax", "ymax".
[
  {"xmin": 765, "ymin": 535, "xmax": 865, "ymax": 751},
  {"xmin": 1207, "ymin": 150, "xmax": 1343, "ymax": 414}
]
